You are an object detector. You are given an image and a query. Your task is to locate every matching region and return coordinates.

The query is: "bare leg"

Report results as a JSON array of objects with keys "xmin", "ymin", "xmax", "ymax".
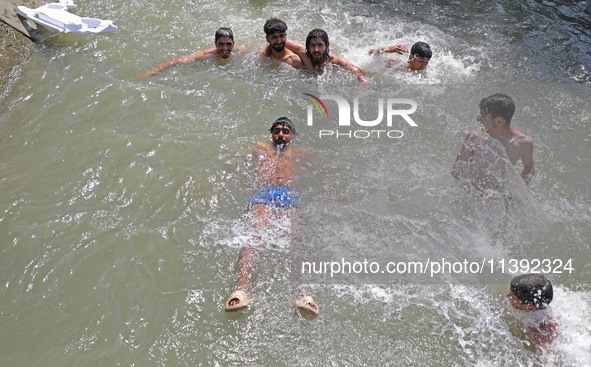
[
  {"xmin": 231, "ymin": 247, "xmax": 258, "ymax": 294},
  {"xmin": 290, "ymin": 211, "xmax": 319, "ymax": 315},
  {"xmin": 225, "ymin": 205, "xmax": 268, "ymax": 311}
]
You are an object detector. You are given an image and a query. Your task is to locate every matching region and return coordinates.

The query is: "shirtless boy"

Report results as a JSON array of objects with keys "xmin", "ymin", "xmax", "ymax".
[
  {"xmin": 369, "ymin": 41, "xmax": 432, "ymax": 72},
  {"xmin": 135, "ymin": 28, "xmax": 242, "ymax": 79},
  {"xmin": 286, "ymin": 28, "xmax": 367, "ymax": 84},
  {"xmin": 225, "ymin": 117, "xmax": 318, "ymax": 315},
  {"xmin": 452, "ymin": 93, "xmax": 535, "ymax": 193},
  {"xmin": 508, "ymin": 274, "xmax": 559, "ymax": 354},
  {"xmin": 261, "ymin": 18, "xmax": 302, "ymax": 69}
]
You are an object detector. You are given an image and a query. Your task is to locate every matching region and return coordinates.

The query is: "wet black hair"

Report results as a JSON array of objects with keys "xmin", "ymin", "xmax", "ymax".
[
  {"xmin": 305, "ymin": 29, "xmax": 330, "ymax": 66},
  {"xmin": 510, "ymin": 274, "xmax": 553, "ymax": 310},
  {"xmin": 215, "ymin": 28, "xmax": 234, "ymax": 43},
  {"xmin": 263, "ymin": 18, "xmax": 288, "ymax": 35},
  {"xmin": 479, "ymin": 93, "xmax": 516, "ymax": 124},
  {"xmin": 410, "ymin": 41, "xmax": 432, "ymax": 59},
  {"xmin": 269, "ymin": 117, "xmax": 296, "ymax": 135}
]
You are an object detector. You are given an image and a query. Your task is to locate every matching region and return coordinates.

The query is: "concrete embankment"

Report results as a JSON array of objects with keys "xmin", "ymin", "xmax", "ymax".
[
  {"xmin": 0, "ymin": 22, "xmax": 33, "ymax": 102},
  {"xmin": 0, "ymin": 0, "xmax": 40, "ymax": 103}
]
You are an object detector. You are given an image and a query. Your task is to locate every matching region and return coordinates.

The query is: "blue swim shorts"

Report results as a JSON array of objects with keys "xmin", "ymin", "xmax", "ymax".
[{"xmin": 249, "ymin": 187, "xmax": 301, "ymax": 209}]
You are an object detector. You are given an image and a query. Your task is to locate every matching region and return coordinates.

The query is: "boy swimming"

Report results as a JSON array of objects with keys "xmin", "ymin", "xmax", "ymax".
[{"xmin": 507, "ymin": 274, "xmax": 559, "ymax": 354}]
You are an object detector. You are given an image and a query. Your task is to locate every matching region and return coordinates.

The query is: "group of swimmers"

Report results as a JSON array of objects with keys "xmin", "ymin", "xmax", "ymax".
[
  {"xmin": 441, "ymin": 94, "xmax": 554, "ymax": 354},
  {"xmin": 134, "ymin": 18, "xmax": 433, "ymax": 82},
  {"xmin": 134, "ymin": 17, "xmax": 557, "ymax": 358},
  {"xmin": 221, "ymin": 111, "xmax": 554, "ymax": 356}
]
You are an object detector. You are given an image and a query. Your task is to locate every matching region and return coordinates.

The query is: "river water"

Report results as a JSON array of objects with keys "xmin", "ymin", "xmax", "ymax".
[{"xmin": 1, "ymin": 0, "xmax": 590, "ymax": 366}]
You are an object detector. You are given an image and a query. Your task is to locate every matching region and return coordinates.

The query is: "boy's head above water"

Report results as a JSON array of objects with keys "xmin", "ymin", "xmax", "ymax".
[{"xmin": 508, "ymin": 274, "xmax": 553, "ymax": 311}]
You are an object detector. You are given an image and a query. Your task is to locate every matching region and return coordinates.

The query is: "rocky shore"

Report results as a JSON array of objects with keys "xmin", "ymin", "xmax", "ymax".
[{"xmin": 0, "ymin": 22, "xmax": 33, "ymax": 103}]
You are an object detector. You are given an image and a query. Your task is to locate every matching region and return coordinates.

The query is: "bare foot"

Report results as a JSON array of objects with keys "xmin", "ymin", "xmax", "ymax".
[
  {"xmin": 225, "ymin": 290, "xmax": 249, "ymax": 311},
  {"xmin": 296, "ymin": 295, "xmax": 319, "ymax": 315}
]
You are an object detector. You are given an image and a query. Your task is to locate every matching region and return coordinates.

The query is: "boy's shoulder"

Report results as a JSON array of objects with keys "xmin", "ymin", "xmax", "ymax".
[
  {"xmin": 509, "ymin": 128, "xmax": 534, "ymax": 146},
  {"xmin": 516, "ymin": 305, "xmax": 554, "ymax": 328}
]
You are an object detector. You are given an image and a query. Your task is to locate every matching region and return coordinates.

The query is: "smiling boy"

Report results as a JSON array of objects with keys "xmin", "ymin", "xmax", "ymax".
[
  {"xmin": 135, "ymin": 28, "xmax": 242, "ymax": 79},
  {"xmin": 261, "ymin": 18, "xmax": 302, "ymax": 69},
  {"xmin": 286, "ymin": 28, "xmax": 367, "ymax": 84}
]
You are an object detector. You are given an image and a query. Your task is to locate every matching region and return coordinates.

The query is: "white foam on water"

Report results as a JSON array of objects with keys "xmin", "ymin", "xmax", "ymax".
[
  {"xmin": 2, "ymin": 0, "xmax": 590, "ymax": 365},
  {"xmin": 550, "ymin": 287, "xmax": 591, "ymax": 365},
  {"xmin": 212, "ymin": 210, "xmax": 292, "ymax": 251}
]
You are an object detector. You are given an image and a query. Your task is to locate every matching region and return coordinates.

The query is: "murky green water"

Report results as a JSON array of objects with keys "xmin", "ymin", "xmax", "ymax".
[{"xmin": 1, "ymin": 0, "xmax": 590, "ymax": 365}]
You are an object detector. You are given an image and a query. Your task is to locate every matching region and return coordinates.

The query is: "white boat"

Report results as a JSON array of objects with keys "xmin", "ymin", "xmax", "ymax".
[{"xmin": 17, "ymin": 2, "xmax": 117, "ymax": 35}]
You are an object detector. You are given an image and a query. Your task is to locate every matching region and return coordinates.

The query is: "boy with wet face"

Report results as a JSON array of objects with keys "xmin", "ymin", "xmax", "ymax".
[
  {"xmin": 507, "ymin": 274, "xmax": 559, "ymax": 353},
  {"xmin": 270, "ymin": 116, "xmax": 295, "ymax": 148},
  {"xmin": 285, "ymin": 28, "xmax": 367, "ymax": 83},
  {"xmin": 369, "ymin": 41, "xmax": 432, "ymax": 72},
  {"xmin": 261, "ymin": 18, "xmax": 303, "ymax": 69},
  {"xmin": 135, "ymin": 28, "xmax": 242, "ymax": 79},
  {"xmin": 225, "ymin": 117, "xmax": 318, "ymax": 316}
]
